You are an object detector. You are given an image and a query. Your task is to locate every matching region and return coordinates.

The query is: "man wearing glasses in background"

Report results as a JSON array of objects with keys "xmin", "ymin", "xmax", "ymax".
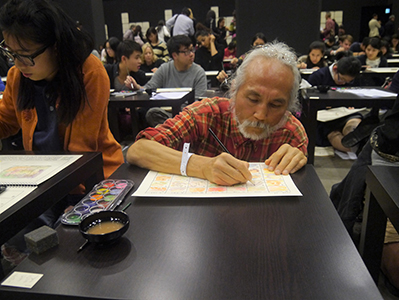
[
  {"xmin": 305, "ymin": 53, "xmax": 363, "ymax": 154},
  {"xmin": 125, "ymin": 35, "xmax": 207, "ymax": 127}
]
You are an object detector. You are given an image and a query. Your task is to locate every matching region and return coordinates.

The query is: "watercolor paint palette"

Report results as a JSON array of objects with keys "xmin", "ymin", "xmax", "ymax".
[{"xmin": 61, "ymin": 179, "xmax": 134, "ymax": 225}]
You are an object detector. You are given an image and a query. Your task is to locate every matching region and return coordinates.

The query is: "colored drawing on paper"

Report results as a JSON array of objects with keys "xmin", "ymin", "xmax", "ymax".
[
  {"xmin": 0, "ymin": 165, "xmax": 50, "ymax": 179},
  {"xmin": 135, "ymin": 163, "xmax": 302, "ymax": 197}
]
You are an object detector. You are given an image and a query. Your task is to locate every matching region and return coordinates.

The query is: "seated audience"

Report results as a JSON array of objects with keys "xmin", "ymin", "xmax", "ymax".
[
  {"xmin": 126, "ymin": 41, "xmax": 308, "ymax": 186},
  {"xmin": 104, "ymin": 40, "xmax": 148, "ymax": 91},
  {"xmin": 146, "ymin": 26, "xmax": 170, "ymax": 62},
  {"xmin": 101, "ymin": 37, "xmax": 120, "ymax": 64},
  {"xmin": 0, "ymin": 0, "xmax": 123, "ymax": 266},
  {"xmin": 307, "ymin": 54, "xmax": 363, "ymax": 153},
  {"xmin": 297, "ymin": 41, "xmax": 327, "ymax": 69},
  {"xmin": 124, "ymin": 35, "xmax": 207, "ymax": 126},
  {"xmin": 140, "ymin": 43, "xmax": 165, "ymax": 73}
]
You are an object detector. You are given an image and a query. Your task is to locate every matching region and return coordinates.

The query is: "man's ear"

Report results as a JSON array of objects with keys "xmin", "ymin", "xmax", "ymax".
[
  {"xmin": 171, "ymin": 52, "xmax": 178, "ymax": 60},
  {"xmin": 332, "ymin": 65, "xmax": 338, "ymax": 72}
]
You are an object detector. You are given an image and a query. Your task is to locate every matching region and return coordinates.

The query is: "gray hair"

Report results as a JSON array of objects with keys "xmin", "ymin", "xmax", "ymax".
[{"xmin": 228, "ymin": 41, "xmax": 301, "ymax": 112}]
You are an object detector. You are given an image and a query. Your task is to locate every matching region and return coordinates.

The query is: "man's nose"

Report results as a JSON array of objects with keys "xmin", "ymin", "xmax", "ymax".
[{"xmin": 253, "ymin": 104, "xmax": 268, "ymax": 121}]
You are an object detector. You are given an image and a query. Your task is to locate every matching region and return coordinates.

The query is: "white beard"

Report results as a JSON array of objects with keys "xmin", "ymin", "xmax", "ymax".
[{"xmin": 235, "ymin": 112, "xmax": 288, "ymax": 141}]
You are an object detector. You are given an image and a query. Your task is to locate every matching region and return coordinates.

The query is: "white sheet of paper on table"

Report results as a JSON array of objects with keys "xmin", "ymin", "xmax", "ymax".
[{"xmin": 1, "ymin": 271, "xmax": 43, "ymax": 289}]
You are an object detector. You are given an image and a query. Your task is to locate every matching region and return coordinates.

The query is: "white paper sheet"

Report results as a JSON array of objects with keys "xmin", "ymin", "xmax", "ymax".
[
  {"xmin": 1, "ymin": 271, "xmax": 43, "ymax": 289},
  {"xmin": 133, "ymin": 163, "xmax": 302, "ymax": 198},
  {"xmin": 337, "ymin": 88, "xmax": 396, "ymax": 98}
]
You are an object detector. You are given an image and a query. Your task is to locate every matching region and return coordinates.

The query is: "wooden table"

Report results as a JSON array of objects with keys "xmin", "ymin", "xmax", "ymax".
[
  {"xmin": 108, "ymin": 90, "xmax": 194, "ymax": 142},
  {"xmin": 0, "ymin": 152, "xmax": 104, "ymax": 247},
  {"xmin": 300, "ymin": 88, "xmax": 396, "ymax": 164},
  {"xmin": 0, "ymin": 164, "xmax": 383, "ymax": 300},
  {"xmin": 359, "ymin": 166, "xmax": 399, "ymax": 283}
]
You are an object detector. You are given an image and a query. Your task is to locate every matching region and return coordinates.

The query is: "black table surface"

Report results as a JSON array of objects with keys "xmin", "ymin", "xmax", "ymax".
[
  {"xmin": 0, "ymin": 164, "xmax": 382, "ymax": 300},
  {"xmin": 300, "ymin": 87, "xmax": 396, "ymax": 164},
  {"xmin": 360, "ymin": 166, "xmax": 399, "ymax": 282},
  {"xmin": 0, "ymin": 152, "xmax": 104, "ymax": 246}
]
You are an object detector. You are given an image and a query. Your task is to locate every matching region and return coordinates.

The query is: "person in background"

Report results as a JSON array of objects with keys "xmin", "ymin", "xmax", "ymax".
[
  {"xmin": 123, "ymin": 24, "xmax": 135, "ymax": 41},
  {"xmin": 126, "ymin": 41, "xmax": 308, "ymax": 185},
  {"xmin": 230, "ymin": 32, "xmax": 267, "ymax": 69},
  {"xmin": 217, "ymin": 32, "xmax": 267, "ymax": 82},
  {"xmin": 391, "ymin": 34, "xmax": 399, "ymax": 54},
  {"xmin": 381, "ymin": 39, "xmax": 393, "ymax": 59},
  {"xmin": 133, "ymin": 25, "xmax": 145, "ymax": 46},
  {"xmin": 223, "ymin": 41, "xmax": 236, "ymax": 70},
  {"xmin": 166, "ymin": 7, "xmax": 195, "ymax": 39},
  {"xmin": 324, "ymin": 35, "xmax": 337, "ymax": 56},
  {"xmin": 146, "ymin": 26, "xmax": 169, "ymax": 62},
  {"xmin": 297, "ymin": 41, "xmax": 327, "ymax": 70},
  {"xmin": 101, "ymin": 37, "xmax": 120, "ymax": 64},
  {"xmin": 204, "ymin": 10, "xmax": 217, "ymax": 33},
  {"xmin": 140, "ymin": 43, "xmax": 164, "ymax": 73},
  {"xmin": 321, "ymin": 12, "xmax": 335, "ymax": 40},
  {"xmin": 214, "ymin": 17, "xmax": 228, "ymax": 48},
  {"xmin": 350, "ymin": 37, "xmax": 369, "ymax": 57},
  {"xmin": 328, "ymin": 34, "xmax": 354, "ymax": 61},
  {"xmin": 369, "ymin": 13, "xmax": 381, "ymax": 38},
  {"xmin": 384, "ymin": 15, "xmax": 395, "ymax": 41},
  {"xmin": 307, "ymin": 54, "xmax": 363, "ymax": 153},
  {"xmin": 0, "ymin": 0, "xmax": 123, "ymax": 266},
  {"xmin": 357, "ymin": 37, "xmax": 387, "ymax": 68},
  {"xmin": 104, "ymin": 40, "xmax": 148, "ymax": 91},
  {"xmin": 156, "ymin": 20, "xmax": 170, "ymax": 43},
  {"xmin": 125, "ymin": 35, "xmax": 207, "ymax": 126},
  {"xmin": 195, "ymin": 27, "xmax": 224, "ymax": 71}
]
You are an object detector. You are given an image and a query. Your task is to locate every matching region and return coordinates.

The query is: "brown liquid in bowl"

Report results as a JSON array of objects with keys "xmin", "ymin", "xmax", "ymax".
[{"xmin": 86, "ymin": 221, "xmax": 124, "ymax": 235}]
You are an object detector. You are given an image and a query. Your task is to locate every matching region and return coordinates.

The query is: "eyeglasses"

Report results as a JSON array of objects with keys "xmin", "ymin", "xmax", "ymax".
[
  {"xmin": 337, "ymin": 73, "xmax": 354, "ymax": 84},
  {"xmin": 0, "ymin": 40, "xmax": 51, "ymax": 67},
  {"xmin": 178, "ymin": 48, "xmax": 195, "ymax": 56}
]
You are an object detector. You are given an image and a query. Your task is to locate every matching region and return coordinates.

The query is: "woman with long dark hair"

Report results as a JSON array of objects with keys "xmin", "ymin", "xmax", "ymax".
[{"xmin": 0, "ymin": 0, "xmax": 124, "ymax": 264}]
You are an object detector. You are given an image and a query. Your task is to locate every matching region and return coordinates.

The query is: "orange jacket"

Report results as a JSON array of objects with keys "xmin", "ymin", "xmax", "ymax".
[{"xmin": 0, "ymin": 54, "xmax": 123, "ymax": 179}]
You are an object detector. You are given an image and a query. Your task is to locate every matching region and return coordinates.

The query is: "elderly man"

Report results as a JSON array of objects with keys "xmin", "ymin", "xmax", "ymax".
[{"xmin": 127, "ymin": 42, "xmax": 308, "ymax": 186}]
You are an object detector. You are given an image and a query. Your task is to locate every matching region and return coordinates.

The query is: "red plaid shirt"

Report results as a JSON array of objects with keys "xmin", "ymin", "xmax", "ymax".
[{"xmin": 136, "ymin": 97, "xmax": 308, "ymax": 161}]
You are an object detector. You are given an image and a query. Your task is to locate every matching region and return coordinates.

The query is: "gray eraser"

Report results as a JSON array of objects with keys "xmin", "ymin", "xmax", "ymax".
[{"xmin": 24, "ymin": 225, "xmax": 59, "ymax": 255}]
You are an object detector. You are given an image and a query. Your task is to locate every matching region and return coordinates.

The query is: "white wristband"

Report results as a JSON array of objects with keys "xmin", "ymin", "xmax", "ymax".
[{"xmin": 180, "ymin": 143, "xmax": 193, "ymax": 176}]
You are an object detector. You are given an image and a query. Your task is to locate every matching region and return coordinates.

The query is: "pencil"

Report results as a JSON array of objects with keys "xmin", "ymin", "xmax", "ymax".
[
  {"xmin": 208, "ymin": 128, "xmax": 255, "ymax": 185},
  {"xmin": 208, "ymin": 128, "xmax": 230, "ymax": 154}
]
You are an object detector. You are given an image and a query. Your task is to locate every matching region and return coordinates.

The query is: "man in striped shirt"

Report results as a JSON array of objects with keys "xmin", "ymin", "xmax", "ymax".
[{"xmin": 127, "ymin": 42, "xmax": 308, "ymax": 186}]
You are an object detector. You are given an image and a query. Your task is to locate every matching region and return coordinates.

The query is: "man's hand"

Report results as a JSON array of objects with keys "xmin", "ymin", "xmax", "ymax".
[
  {"xmin": 264, "ymin": 144, "xmax": 307, "ymax": 175},
  {"xmin": 199, "ymin": 153, "xmax": 252, "ymax": 186},
  {"xmin": 125, "ymin": 75, "xmax": 141, "ymax": 90},
  {"xmin": 216, "ymin": 70, "xmax": 228, "ymax": 83}
]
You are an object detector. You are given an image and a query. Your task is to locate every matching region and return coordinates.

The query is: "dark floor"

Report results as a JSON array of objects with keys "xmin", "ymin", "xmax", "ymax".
[{"xmin": 314, "ymin": 153, "xmax": 399, "ymax": 300}]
